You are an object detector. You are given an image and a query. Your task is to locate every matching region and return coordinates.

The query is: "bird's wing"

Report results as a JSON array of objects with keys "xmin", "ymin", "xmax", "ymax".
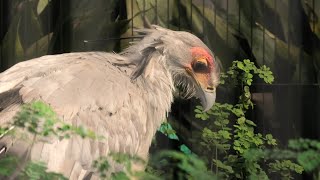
[{"xmin": 0, "ymin": 52, "xmax": 150, "ymax": 179}]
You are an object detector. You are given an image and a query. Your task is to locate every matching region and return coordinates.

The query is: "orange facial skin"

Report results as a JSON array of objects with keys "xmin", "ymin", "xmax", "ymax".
[
  {"xmin": 186, "ymin": 47, "xmax": 216, "ymax": 92},
  {"xmin": 191, "ymin": 47, "xmax": 214, "ymax": 72}
]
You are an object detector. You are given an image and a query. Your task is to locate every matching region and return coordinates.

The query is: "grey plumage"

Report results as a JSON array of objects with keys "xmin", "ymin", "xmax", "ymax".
[{"xmin": 0, "ymin": 25, "xmax": 219, "ymax": 179}]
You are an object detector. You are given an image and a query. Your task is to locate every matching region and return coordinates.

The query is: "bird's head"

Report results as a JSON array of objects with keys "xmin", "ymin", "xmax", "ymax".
[
  {"xmin": 163, "ymin": 31, "xmax": 220, "ymax": 111},
  {"xmin": 123, "ymin": 25, "xmax": 220, "ymax": 111},
  {"xmin": 180, "ymin": 46, "xmax": 219, "ymax": 111}
]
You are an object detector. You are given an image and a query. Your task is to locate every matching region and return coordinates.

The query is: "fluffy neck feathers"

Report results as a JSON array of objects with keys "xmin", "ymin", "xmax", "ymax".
[
  {"xmin": 118, "ymin": 36, "xmax": 176, "ymax": 133},
  {"xmin": 132, "ymin": 53, "xmax": 174, "ymax": 123}
]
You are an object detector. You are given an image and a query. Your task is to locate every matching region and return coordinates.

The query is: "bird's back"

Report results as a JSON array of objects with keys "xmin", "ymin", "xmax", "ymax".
[{"xmin": 0, "ymin": 52, "xmax": 151, "ymax": 179}]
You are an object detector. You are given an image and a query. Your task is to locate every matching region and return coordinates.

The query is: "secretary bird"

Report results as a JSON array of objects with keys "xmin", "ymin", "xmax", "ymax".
[{"xmin": 0, "ymin": 25, "xmax": 220, "ymax": 179}]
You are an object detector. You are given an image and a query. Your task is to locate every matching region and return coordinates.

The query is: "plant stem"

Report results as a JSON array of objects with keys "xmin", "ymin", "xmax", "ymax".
[{"xmin": 215, "ymin": 146, "xmax": 218, "ymax": 174}]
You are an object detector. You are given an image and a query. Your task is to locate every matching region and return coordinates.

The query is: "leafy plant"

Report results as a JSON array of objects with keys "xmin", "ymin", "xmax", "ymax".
[
  {"xmin": 0, "ymin": 155, "xmax": 19, "ymax": 177},
  {"xmin": 0, "ymin": 101, "xmax": 102, "ymax": 179},
  {"xmin": 158, "ymin": 122, "xmax": 192, "ymax": 155},
  {"xmin": 19, "ymin": 161, "xmax": 67, "ymax": 180},
  {"xmin": 242, "ymin": 138, "xmax": 320, "ymax": 180},
  {"xmin": 0, "ymin": 155, "xmax": 67, "ymax": 180},
  {"xmin": 146, "ymin": 151, "xmax": 217, "ymax": 180},
  {"xmin": 158, "ymin": 122, "xmax": 179, "ymax": 140},
  {"xmin": 12, "ymin": 101, "xmax": 101, "ymax": 140},
  {"xmin": 278, "ymin": 139, "xmax": 320, "ymax": 179},
  {"xmin": 92, "ymin": 153, "xmax": 145, "ymax": 180},
  {"xmin": 194, "ymin": 59, "xmax": 302, "ymax": 179}
]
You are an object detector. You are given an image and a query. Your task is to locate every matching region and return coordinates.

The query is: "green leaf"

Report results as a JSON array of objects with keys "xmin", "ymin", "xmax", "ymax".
[
  {"xmin": 20, "ymin": 161, "xmax": 67, "ymax": 180},
  {"xmin": 247, "ymin": 73, "xmax": 253, "ymax": 79},
  {"xmin": 179, "ymin": 144, "xmax": 192, "ymax": 155},
  {"xmin": 237, "ymin": 62, "xmax": 245, "ymax": 69},
  {"xmin": 297, "ymin": 150, "xmax": 320, "ymax": 172},
  {"xmin": 268, "ymin": 160, "xmax": 304, "ymax": 178},
  {"xmin": 237, "ymin": 117, "xmax": 246, "ymax": 124},
  {"xmin": 0, "ymin": 156, "xmax": 19, "ymax": 176},
  {"xmin": 195, "ymin": 114, "xmax": 203, "ymax": 119},
  {"xmin": 158, "ymin": 123, "xmax": 179, "ymax": 140},
  {"xmin": 213, "ymin": 159, "xmax": 234, "ymax": 173},
  {"xmin": 111, "ymin": 171, "xmax": 130, "ymax": 180},
  {"xmin": 149, "ymin": 150, "xmax": 216, "ymax": 179},
  {"xmin": 265, "ymin": 134, "xmax": 277, "ymax": 146},
  {"xmin": 246, "ymin": 120, "xmax": 256, "ymax": 126},
  {"xmin": 232, "ymin": 108, "xmax": 244, "ymax": 117},
  {"xmin": 195, "ymin": 105, "xmax": 203, "ymax": 110},
  {"xmin": 218, "ymin": 130, "xmax": 231, "ymax": 139}
]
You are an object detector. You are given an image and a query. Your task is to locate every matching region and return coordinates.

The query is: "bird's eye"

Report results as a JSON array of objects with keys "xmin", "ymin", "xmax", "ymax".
[{"xmin": 192, "ymin": 60, "xmax": 209, "ymax": 73}]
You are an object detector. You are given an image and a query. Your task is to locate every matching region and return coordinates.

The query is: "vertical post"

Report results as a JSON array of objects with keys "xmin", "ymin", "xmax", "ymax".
[
  {"xmin": 250, "ymin": 0, "xmax": 253, "ymax": 59},
  {"xmin": 226, "ymin": 0, "xmax": 229, "ymax": 44},
  {"xmin": 238, "ymin": 0, "xmax": 241, "ymax": 56},
  {"xmin": 59, "ymin": 0, "xmax": 63, "ymax": 52},
  {"xmin": 131, "ymin": 0, "xmax": 134, "ymax": 41},
  {"xmin": 202, "ymin": 0, "xmax": 205, "ymax": 41},
  {"xmin": 178, "ymin": 0, "xmax": 181, "ymax": 30},
  {"xmin": 190, "ymin": 0, "xmax": 193, "ymax": 32},
  {"xmin": 167, "ymin": 0, "xmax": 170, "ymax": 28},
  {"xmin": 155, "ymin": 0, "xmax": 158, "ymax": 25},
  {"xmin": 48, "ymin": 0, "xmax": 51, "ymax": 53},
  {"xmin": 214, "ymin": 0, "xmax": 216, "ymax": 43},
  {"xmin": 0, "ymin": 0, "xmax": 2, "ymax": 71},
  {"xmin": 262, "ymin": 0, "xmax": 266, "ymax": 134}
]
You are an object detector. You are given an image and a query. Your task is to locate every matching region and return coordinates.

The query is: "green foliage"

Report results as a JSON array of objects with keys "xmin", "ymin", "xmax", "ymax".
[
  {"xmin": 92, "ymin": 157, "xmax": 110, "ymax": 179},
  {"xmin": 268, "ymin": 160, "xmax": 304, "ymax": 180},
  {"xmin": 109, "ymin": 152, "xmax": 145, "ymax": 174},
  {"xmin": 241, "ymin": 148, "xmax": 304, "ymax": 180},
  {"xmin": 158, "ymin": 122, "xmax": 193, "ymax": 155},
  {"xmin": 222, "ymin": 60, "xmax": 274, "ymax": 86},
  {"xmin": 111, "ymin": 171, "xmax": 130, "ymax": 180},
  {"xmin": 0, "ymin": 156, "xmax": 19, "ymax": 176},
  {"xmin": 288, "ymin": 138, "xmax": 320, "ymax": 151},
  {"xmin": 98, "ymin": 150, "xmax": 217, "ymax": 180},
  {"xmin": 159, "ymin": 122, "xmax": 179, "ymax": 140},
  {"xmin": 287, "ymin": 138, "xmax": 320, "ymax": 179},
  {"xmin": 0, "ymin": 127, "xmax": 6, "ymax": 136},
  {"xmin": 13, "ymin": 101, "xmax": 58, "ymax": 136},
  {"xmin": 297, "ymin": 150, "xmax": 320, "ymax": 172},
  {"xmin": 221, "ymin": 60, "xmax": 274, "ymax": 110},
  {"xmin": 0, "ymin": 155, "xmax": 66, "ymax": 180},
  {"xmin": 12, "ymin": 101, "xmax": 101, "ymax": 140},
  {"xmin": 0, "ymin": 101, "xmax": 102, "ymax": 179},
  {"xmin": 0, "ymin": 101, "xmax": 127, "ymax": 180},
  {"xmin": 179, "ymin": 144, "xmax": 192, "ymax": 155},
  {"xmin": 147, "ymin": 151, "xmax": 217, "ymax": 180},
  {"xmin": 19, "ymin": 161, "xmax": 67, "ymax": 180},
  {"xmin": 92, "ymin": 152, "xmax": 146, "ymax": 180},
  {"xmin": 194, "ymin": 59, "xmax": 303, "ymax": 179}
]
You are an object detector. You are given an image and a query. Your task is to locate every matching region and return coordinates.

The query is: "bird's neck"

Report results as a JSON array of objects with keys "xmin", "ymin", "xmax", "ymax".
[
  {"xmin": 135, "ymin": 57, "xmax": 174, "ymax": 131},
  {"xmin": 119, "ymin": 49, "xmax": 175, "ymax": 157}
]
